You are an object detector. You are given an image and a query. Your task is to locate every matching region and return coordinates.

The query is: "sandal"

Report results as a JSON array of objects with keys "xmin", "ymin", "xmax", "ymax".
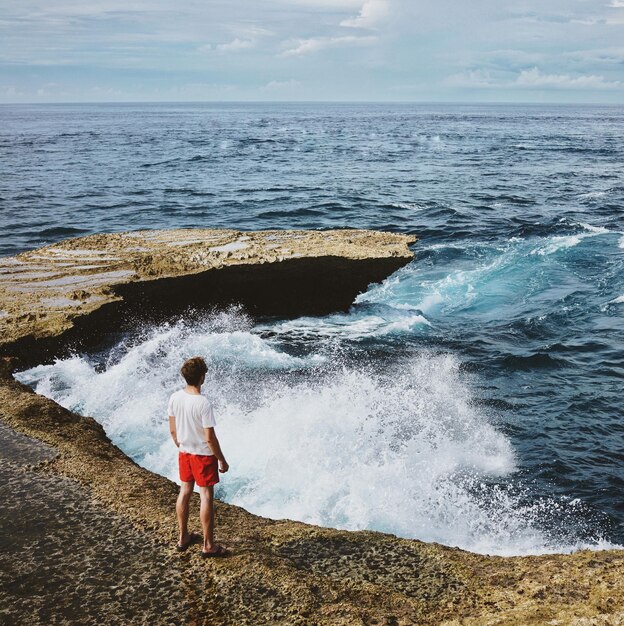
[
  {"xmin": 201, "ymin": 545, "xmax": 228, "ymax": 558},
  {"xmin": 176, "ymin": 532, "xmax": 200, "ymax": 552}
]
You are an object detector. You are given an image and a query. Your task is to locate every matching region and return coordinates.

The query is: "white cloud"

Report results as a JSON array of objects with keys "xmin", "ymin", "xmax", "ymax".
[
  {"xmin": 447, "ymin": 66, "xmax": 623, "ymax": 90},
  {"xmin": 515, "ymin": 67, "xmax": 622, "ymax": 89},
  {"xmin": 262, "ymin": 79, "xmax": 301, "ymax": 90},
  {"xmin": 216, "ymin": 38, "xmax": 255, "ymax": 53},
  {"xmin": 445, "ymin": 69, "xmax": 499, "ymax": 89},
  {"xmin": 281, "ymin": 35, "xmax": 377, "ymax": 56},
  {"xmin": 171, "ymin": 81, "xmax": 238, "ymax": 94},
  {"xmin": 341, "ymin": 0, "xmax": 389, "ymax": 28},
  {"xmin": 226, "ymin": 25, "xmax": 274, "ymax": 38},
  {"xmin": 198, "ymin": 25, "xmax": 273, "ymax": 55},
  {"xmin": 90, "ymin": 85, "xmax": 124, "ymax": 97}
]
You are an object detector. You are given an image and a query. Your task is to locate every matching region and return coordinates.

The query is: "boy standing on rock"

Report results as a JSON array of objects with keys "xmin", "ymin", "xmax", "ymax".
[{"xmin": 168, "ymin": 356, "xmax": 229, "ymax": 557}]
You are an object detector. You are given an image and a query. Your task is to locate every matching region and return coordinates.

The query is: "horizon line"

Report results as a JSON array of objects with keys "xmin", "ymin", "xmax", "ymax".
[{"xmin": 1, "ymin": 99, "xmax": 621, "ymax": 107}]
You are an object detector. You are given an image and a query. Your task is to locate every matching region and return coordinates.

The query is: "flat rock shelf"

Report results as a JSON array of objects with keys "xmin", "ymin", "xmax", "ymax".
[
  {"xmin": 1, "ymin": 228, "xmax": 623, "ymax": 626},
  {"xmin": 0, "ymin": 228, "xmax": 416, "ymax": 366}
]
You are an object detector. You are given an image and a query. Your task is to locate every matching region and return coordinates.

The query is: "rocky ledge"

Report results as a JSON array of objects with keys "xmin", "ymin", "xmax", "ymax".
[
  {"xmin": 0, "ymin": 228, "xmax": 415, "ymax": 366},
  {"xmin": 1, "ymin": 229, "xmax": 623, "ymax": 625}
]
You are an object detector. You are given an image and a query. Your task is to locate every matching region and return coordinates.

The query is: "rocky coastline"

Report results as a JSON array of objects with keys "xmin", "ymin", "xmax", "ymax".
[{"xmin": 1, "ymin": 228, "xmax": 623, "ymax": 625}]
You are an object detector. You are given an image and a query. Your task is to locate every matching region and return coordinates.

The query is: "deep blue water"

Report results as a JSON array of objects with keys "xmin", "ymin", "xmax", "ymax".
[{"xmin": 3, "ymin": 103, "xmax": 624, "ymax": 554}]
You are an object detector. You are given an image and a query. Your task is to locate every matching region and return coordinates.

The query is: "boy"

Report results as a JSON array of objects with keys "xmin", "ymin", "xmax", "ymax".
[{"xmin": 168, "ymin": 356, "xmax": 229, "ymax": 557}]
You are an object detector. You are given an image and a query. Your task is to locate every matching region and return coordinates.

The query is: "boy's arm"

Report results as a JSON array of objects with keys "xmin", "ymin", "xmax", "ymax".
[
  {"xmin": 205, "ymin": 427, "xmax": 229, "ymax": 473},
  {"xmin": 169, "ymin": 415, "xmax": 179, "ymax": 448}
]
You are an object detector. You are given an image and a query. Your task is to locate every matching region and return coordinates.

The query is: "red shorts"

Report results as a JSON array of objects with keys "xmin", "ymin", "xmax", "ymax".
[{"xmin": 178, "ymin": 452, "xmax": 219, "ymax": 487}]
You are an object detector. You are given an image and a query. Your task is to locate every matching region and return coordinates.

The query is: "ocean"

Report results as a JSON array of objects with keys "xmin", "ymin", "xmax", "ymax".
[{"xmin": 2, "ymin": 102, "xmax": 623, "ymax": 556}]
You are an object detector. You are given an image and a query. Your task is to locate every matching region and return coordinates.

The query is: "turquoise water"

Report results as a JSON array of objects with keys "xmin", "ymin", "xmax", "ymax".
[{"xmin": 5, "ymin": 102, "xmax": 623, "ymax": 554}]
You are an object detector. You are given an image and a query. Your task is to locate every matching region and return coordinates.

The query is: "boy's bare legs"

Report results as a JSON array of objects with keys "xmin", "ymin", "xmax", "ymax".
[
  {"xmin": 199, "ymin": 485, "xmax": 215, "ymax": 552},
  {"xmin": 176, "ymin": 481, "xmax": 194, "ymax": 546}
]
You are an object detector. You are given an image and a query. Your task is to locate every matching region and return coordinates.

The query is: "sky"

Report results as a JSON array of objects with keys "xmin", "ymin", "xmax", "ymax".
[{"xmin": 1, "ymin": 0, "xmax": 623, "ymax": 103}]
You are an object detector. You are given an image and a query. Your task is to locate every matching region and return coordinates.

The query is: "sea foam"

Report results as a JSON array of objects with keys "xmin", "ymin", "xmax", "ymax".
[{"xmin": 16, "ymin": 309, "xmax": 613, "ymax": 556}]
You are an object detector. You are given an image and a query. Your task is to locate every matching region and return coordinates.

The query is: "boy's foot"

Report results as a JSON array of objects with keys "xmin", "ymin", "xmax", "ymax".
[
  {"xmin": 176, "ymin": 532, "xmax": 200, "ymax": 552},
  {"xmin": 201, "ymin": 545, "xmax": 228, "ymax": 558}
]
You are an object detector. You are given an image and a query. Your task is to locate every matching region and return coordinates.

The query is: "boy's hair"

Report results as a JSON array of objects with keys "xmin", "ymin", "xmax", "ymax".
[{"xmin": 181, "ymin": 356, "xmax": 208, "ymax": 386}]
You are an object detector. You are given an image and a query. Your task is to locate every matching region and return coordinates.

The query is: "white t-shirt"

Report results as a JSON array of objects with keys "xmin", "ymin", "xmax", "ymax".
[{"xmin": 167, "ymin": 389, "xmax": 216, "ymax": 456}]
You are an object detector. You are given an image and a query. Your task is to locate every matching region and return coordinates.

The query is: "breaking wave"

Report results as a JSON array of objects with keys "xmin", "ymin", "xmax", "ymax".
[{"xmin": 17, "ymin": 302, "xmax": 618, "ymax": 556}]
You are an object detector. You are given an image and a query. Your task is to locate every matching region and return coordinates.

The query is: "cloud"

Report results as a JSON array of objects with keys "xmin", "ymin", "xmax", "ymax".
[
  {"xmin": 465, "ymin": 48, "xmax": 546, "ymax": 70},
  {"xmin": 507, "ymin": 11, "xmax": 574, "ymax": 24},
  {"xmin": 340, "ymin": 0, "xmax": 389, "ymax": 28},
  {"xmin": 562, "ymin": 46, "xmax": 624, "ymax": 65},
  {"xmin": 447, "ymin": 67, "xmax": 623, "ymax": 90},
  {"xmin": 445, "ymin": 69, "xmax": 500, "ymax": 89},
  {"xmin": 280, "ymin": 35, "xmax": 377, "ymax": 57},
  {"xmin": 216, "ymin": 38, "xmax": 255, "ymax": 53},
  {"xmin": 1, "ymin": 0, "xmax": 624, "ymax": 103},
  {"xmin": 262, "ymin": 79, "xmax": 301, "ymax": 90},
  {"xmin": 198, "ymin": 25, "xmax": 273, "ymax": 56},
  {"xmin": 515, "ymin": 67, "xmax": 622, "ymax": 89},
  {"xmin": 226, "ymin": 25, "xmax": 273, "ymax": 38},
  {"xmin": 90, "ymin": 85, "xmax": 124, "ymax": 97}
]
